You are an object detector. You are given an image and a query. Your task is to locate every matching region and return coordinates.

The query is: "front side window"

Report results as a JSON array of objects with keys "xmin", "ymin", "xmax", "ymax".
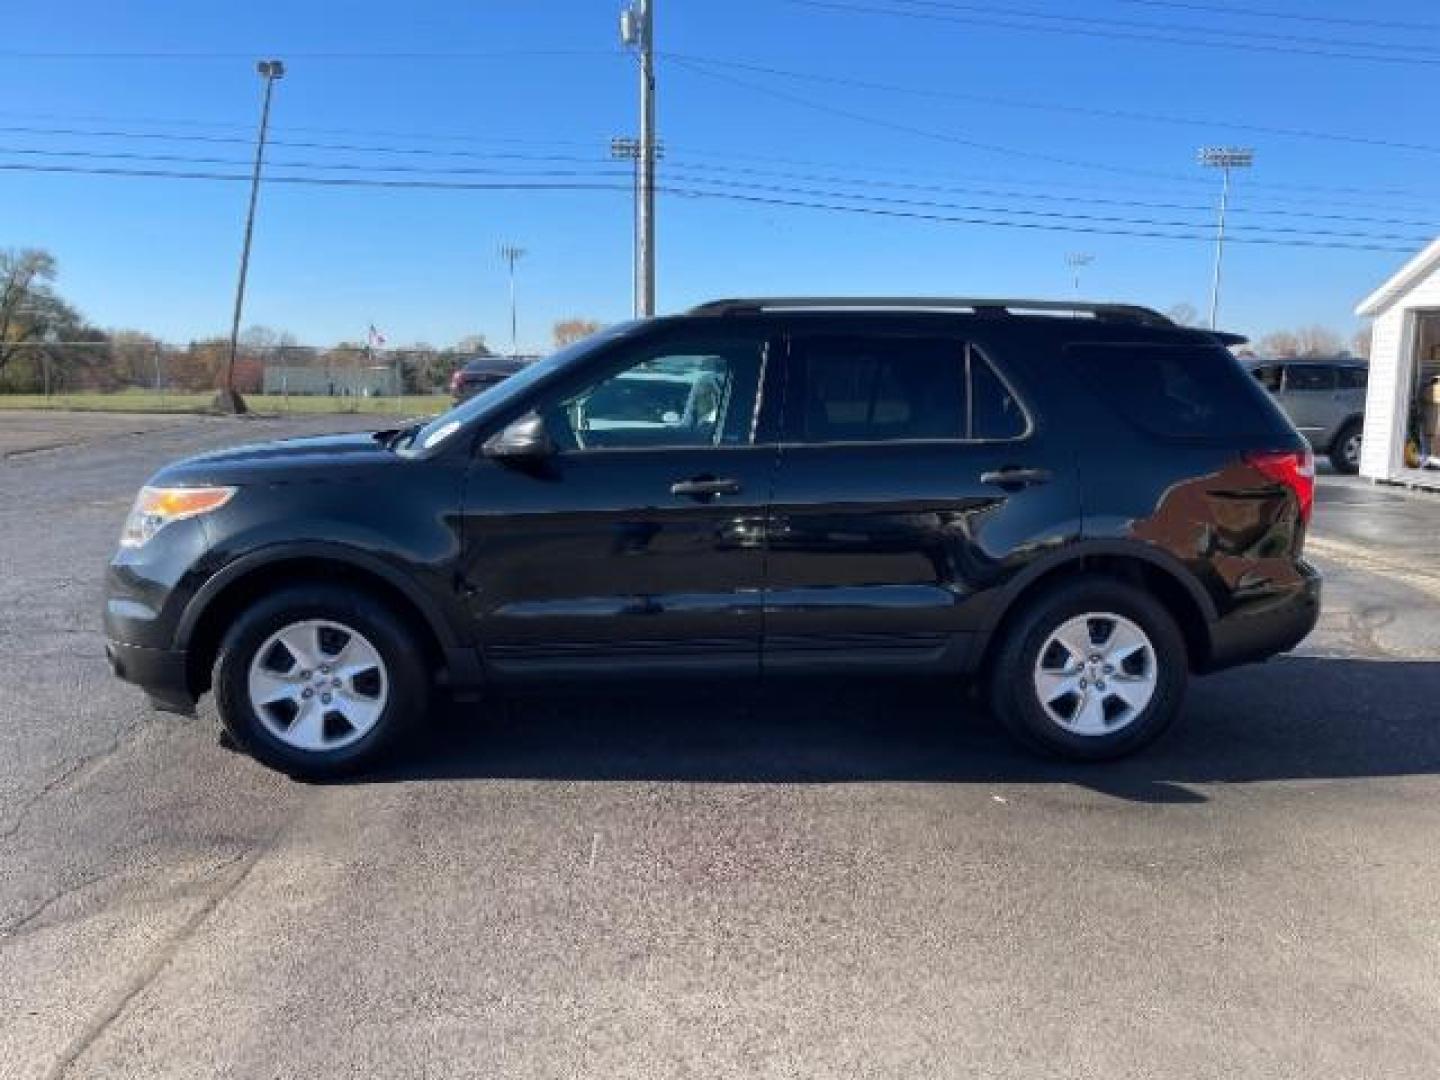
[
  {"xmin": 542, "ymin": 337, "xmax": 765, "ymax": 451},
  {"xmin": 790, "ymin": 335, "xmax": 1025, "ymax": 444}
]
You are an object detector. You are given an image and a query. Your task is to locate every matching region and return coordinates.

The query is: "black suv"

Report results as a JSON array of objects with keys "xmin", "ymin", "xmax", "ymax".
[{"xmin": 105, "ymin": 299, "xmax": 1320, "ymax": 778}]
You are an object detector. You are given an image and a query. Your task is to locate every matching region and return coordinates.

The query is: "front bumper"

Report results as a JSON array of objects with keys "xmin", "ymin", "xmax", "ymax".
[
  {"xmin": 105, "ymin": 640, "xmax": 195, "ymax": 715},
  {"xmin": 1204, "ymin": 560, "xmax": 1322, "ymax": 672}
]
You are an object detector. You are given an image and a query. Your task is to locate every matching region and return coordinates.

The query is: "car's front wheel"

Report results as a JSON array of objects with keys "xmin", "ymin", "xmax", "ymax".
[
  {"xmin": 989, "ymin": 578, "xmax": 1188, "ymax": 761},
  {"xmin": 210, "ymin": 585, "xmax": 428, "ymax": 778}
]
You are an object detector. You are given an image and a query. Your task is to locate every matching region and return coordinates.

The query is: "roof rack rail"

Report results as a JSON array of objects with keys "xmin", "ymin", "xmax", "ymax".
[{"xmin": 686, "ymin": 297, "xmax": 1175, "ymax": 328}]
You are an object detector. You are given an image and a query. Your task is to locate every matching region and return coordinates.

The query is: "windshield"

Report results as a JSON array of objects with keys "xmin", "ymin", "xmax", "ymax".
[{"xmin": 399, "ymin": 321, "xmax": 643, "ymax": 457}]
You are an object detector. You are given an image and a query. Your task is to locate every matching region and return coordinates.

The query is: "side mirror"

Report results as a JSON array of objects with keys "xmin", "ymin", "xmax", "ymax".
[{"xmin": 483, "ymin": 412, "xmax": 556, "ymax": 460}]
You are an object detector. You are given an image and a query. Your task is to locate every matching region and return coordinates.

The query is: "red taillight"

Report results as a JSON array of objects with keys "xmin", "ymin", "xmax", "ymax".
[
  {"xmin": 449, "ymin": 370, "xmax": 463, "ymax": 392},
  {"xmin": 1246, "ymin": 448, "xmax": 1315, "ymax": 524}
]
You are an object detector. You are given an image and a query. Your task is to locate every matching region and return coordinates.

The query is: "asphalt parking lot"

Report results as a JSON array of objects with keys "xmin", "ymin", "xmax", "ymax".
[{"xmin": 3, "ymin": 414, "xmax": 1439, "ymax": 1079}]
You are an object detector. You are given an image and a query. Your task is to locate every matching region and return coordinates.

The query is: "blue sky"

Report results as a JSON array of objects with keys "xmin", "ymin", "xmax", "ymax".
[{"xmin": 2, "ymin": 0, "xmax": 1437, "ymax": 351}]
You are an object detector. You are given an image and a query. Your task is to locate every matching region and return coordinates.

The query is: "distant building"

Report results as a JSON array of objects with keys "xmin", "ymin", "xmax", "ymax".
[{"xmin": 262, "ymin": 364, "xmax": 400, "ymax": 397}]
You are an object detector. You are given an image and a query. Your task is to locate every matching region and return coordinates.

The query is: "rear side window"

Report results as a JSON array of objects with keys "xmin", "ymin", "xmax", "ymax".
[
  {"xmin": 1068, "ymin": 342, "xmax": 1292, "ymax": 441},
  {"xmin": 789, "ymin": 335, "xmax": 1027, "ymax": 443},
  {"xmin": 1338, "ymin": 366, "xmax": 1368, "ymax": 390},
  {"xmin": 1284, "ymin": 365, "xmax": 1336, "ymax": 392}
]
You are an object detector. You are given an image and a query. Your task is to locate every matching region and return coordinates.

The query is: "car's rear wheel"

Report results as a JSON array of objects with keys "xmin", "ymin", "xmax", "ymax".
[
  {"xmin": 1330, "ymin": 422, "xmax": 1362, "ymax": 474},
  {"xmin": 989, "ymin": 578, "xmax": 1188, "ymax": 760},
  {"xmin": 211, "ymin": 585, "xmax": 427, "ymax": 778}
]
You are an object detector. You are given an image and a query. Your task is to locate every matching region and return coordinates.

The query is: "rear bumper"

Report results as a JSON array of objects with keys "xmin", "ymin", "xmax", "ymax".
[
  {"xmin": 1203, "ymin": 560, "xmax": 1321, "ymax": 672},
  {"xmin": 105, "ymin": 640, "xmax": 196, "ymax": 715}
]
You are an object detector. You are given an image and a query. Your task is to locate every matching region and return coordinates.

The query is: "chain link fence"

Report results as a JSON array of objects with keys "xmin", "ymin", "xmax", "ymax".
[{"xmin": 0, "ymin": 340, "xmax": 483, "ymax": 415}]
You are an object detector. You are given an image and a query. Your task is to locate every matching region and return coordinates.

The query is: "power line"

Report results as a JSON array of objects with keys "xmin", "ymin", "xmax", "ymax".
[
  {"xmin": 786, "ymin": 0, "xmax": 1440, "ymax": 67},
  {"xmin": 665, "ymin": 51, "xmax": 1440, "ymax": 158},
  {"xmin": 1110, "ymin": 0, "xmax": 1440, "ymax": 33},
  {"xmin": 879, "ymin": 0, "xmax": 1437, "ymax": 52},
  {"xmin": 6, "ymin": 141, "xmax": 1434, "ymax": 231},
  {"xmin": 0, "ymin": 160, "xmax": 1424, "ymax": 253},
  {"xmin": 668, "ymin": 55, "xmax": 1440, "ymax": 204},
  {"xmin": 0, "ymin": 48, "xmax": 619, "ymax": 62},
  {"xmin": 668, "ymin": 55, "xmax": 1205, "ymax": 186},
  {"xmin": 9, "ymin": 111, "xmax": 1439, "ymax": 212},
  {"xmin": 0, "ymin": 145, "xmax": 627, "ymax": 180}
]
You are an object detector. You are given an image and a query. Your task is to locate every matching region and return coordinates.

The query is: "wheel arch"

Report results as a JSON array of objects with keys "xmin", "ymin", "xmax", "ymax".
[
  {"xmin": 971, "ymin": 542, "xmax": 1217, "ymax": 675},
  {"xmin": 178, "ymin": 544, "xmax": 463, "ymax": 698}
]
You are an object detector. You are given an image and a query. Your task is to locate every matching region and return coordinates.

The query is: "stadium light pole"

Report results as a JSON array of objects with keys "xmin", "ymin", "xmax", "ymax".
[
  {"xmin": 1065, "ymin": 252, "xmax": 1093, "ymax": 300},
  {"xmin": 219, "ymin": 59, "xmax": 285, "ymax": 414},
  {"xmin": 498, "ymin": 244, "xmax": 526, "ymax": 356},
  {"xmin": 1198, "ymin": 146, "xmax": 1254, "ymax": 330}
]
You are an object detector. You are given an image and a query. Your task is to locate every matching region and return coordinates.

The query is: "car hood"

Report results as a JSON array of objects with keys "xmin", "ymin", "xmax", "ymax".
[{"xmin": 151, "ymin": 432, "xmax": 399, "ymax": 486}]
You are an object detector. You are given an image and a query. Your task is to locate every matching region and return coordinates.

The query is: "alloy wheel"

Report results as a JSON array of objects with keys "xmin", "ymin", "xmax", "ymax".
[
  {"xmin": 1032, "ymin": 612, "xmax": 1158, "ymax": 736},
  {"xmin": 246, "ymin": 619, "xmax": 389, "ymax": 751}
]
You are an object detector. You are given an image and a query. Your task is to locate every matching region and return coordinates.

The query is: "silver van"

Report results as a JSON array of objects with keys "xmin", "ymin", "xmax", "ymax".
[{"xmin": 1245, "ymin": 358, "xmax": 1367, "ymax": 473}]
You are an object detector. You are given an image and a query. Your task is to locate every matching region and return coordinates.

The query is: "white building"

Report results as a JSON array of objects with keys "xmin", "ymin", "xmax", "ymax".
[{"xmin": 1357, "ymin": 237, "xmax": 1440, "ymax": 486}]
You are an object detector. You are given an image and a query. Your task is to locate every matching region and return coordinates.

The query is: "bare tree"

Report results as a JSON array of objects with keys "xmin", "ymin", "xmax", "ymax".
[
  {"xmin": 1258, "ymin": 326, "xmax": 1347, "ymax": 359},
  {"xmin": 1351, "ymin": 324, "xmax": 1373, "ymax": 359},
  {"xmin": 553, "ymin": 318, "xmax": 603, "ymax": 347},
  {"xmin": 1165, "ymin": 302, "xmax": 1200, "ymax": 327},
  {"xmin": 1294, "ymin": 325, "xmax": 1344, "ymax": 358},
  {"xmin": 454, "ymin": 334, "xmax": 493, "ymax": 356},
  {"xmin": 1259, "ymin": 331, "xmax": 1301, "ymax": 358}
]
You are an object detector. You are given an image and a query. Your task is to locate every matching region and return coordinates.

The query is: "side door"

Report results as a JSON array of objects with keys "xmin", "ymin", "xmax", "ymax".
[
  {"xmin": 763, "ymin": 326, "xmax": 1080, "ymax": 674},
  {"xmin": 459, "ymin": 325, "xmax": 780, "ymax": 681},
  {"xmin": 1276, "ymin": 363, "xmax": 1338, "ymax": 443}
]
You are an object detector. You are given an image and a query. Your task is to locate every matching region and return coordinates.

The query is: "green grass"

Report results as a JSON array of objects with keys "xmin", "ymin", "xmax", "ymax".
[{"xmin": 0, "ymin": 390, "xmax": 450, "ymax": 416}]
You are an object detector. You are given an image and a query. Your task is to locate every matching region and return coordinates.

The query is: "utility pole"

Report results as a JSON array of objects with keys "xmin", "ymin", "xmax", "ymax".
[
  {"xmin": 498, "ymin": 244, "xmax": 526, "ymax": 356},
  {"xmin": 1198, "ymin": 146, "xmax": 1254, "ymax": 330},
  {"xmin": 610, "ymin": 136, "xmax": 665, "ymax": 318},
  {"xmin": 219, "ymin": 59, "xmax": 285, "ymax": 414},
  {"xmin": 621, "ymin": 0, "xmax": 656, "ymax": 316},
  {"xmin": 1065, "ymin": 252, "xmax": 1093, "ymax": 300}
]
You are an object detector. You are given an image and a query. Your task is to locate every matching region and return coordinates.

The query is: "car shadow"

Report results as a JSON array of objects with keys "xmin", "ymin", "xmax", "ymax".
[{"xmin": 348, "ymin": 656, "xmax": 1440, "ymax": 804}]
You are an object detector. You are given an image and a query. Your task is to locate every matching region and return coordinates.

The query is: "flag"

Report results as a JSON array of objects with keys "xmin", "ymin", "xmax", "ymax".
[{"xmin": 367, "ymin": 324, "xmax": 387, "ymax": 348}]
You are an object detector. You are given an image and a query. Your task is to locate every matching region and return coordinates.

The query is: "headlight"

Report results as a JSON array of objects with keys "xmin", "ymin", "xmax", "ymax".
[{"xmin": 120, "ymin": 486, "xmax": 236, "ymax": 548}]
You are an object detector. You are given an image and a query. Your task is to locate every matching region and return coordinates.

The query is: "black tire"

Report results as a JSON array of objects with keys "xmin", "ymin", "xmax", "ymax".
[
  {"xmin": 210, "ymin": 584, "xmax": 428, "ymax": 779},
  {"xmin": 1329, "ymin": 422, "xmax": 1362, "ymax": 474},
  {"xmin": 988, "ymin": 577, "xmax": 1188, "ymax": 761}
]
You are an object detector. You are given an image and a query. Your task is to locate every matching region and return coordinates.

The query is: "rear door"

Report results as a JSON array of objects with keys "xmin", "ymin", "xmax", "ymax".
[
  {"xmin": 762, "ymin": 326, "xmax": 1079, "ymax": 674},
  {"xmin": 1276, "ymin": 363, "xmax": 1338, "ymax": 444}
]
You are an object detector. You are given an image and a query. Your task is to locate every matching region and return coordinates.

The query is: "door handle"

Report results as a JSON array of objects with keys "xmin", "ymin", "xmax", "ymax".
[
  {"xmin": 980, "ymin": 466, "xmax": 1052, "ymax": 489},
  {"xmin": 670, "ymin": 476, "xmax": 742, "ymax": 499}
]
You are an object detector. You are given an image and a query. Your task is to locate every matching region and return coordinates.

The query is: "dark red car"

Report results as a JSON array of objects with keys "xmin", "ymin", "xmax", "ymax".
[{"xmin": 449, "ymin": 355, "xmax": 527, "ymax": 402}]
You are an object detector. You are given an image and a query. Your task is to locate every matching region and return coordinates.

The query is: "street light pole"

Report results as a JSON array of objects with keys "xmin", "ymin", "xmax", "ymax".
[
  {"xmin": 498, "ymin": 244, "xmax": 526, "ymax": 356},
  {"xmin": 621, "ymin": 0, "xmax": 656, "ymax": 316},
  {"xmin": 220, "ymin": 59, "xmax": 285, "ymax": 414},
  {"xmin": 1198, "ymin": 146, "xmax": 1254, "ymax": 330}
]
